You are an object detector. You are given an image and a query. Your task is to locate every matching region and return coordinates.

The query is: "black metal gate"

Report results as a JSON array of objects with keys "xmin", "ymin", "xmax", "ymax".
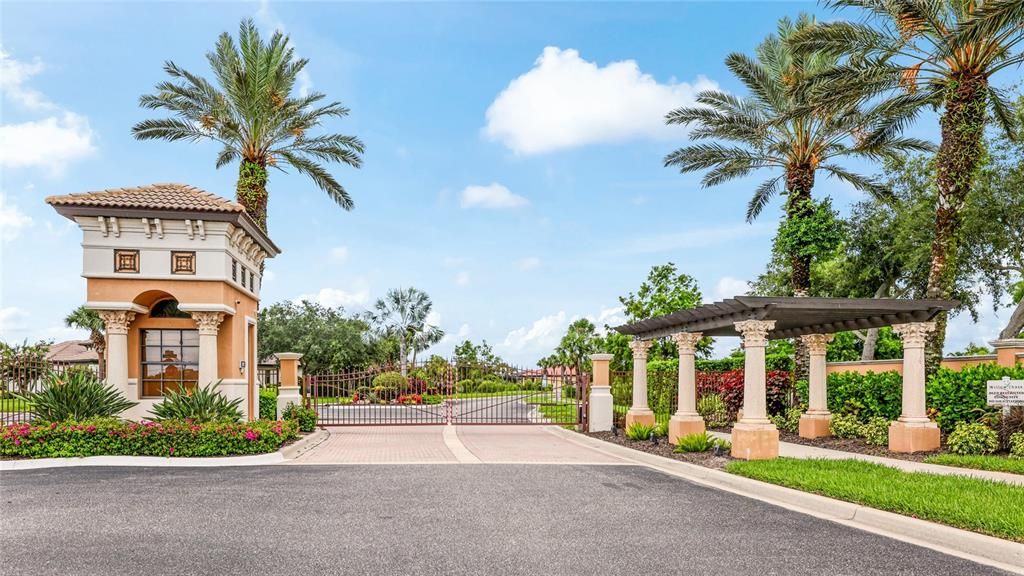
[{"xmin": 304, "ymin": 362, "xmax": 587, "ymax": 427}]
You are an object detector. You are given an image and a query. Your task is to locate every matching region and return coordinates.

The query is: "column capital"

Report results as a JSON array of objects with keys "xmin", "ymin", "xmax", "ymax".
[
  {"xmin": 628, "ymin": 339, "xmax": 653, "ymax": 360},
  {"xmin": 734, "ymin": 319, "xmax": 776, "ymax": 347},
  {"xmin": 98, "ymin": 310, "xmax": 136, "ymax": 335},
  {"xmin": 893, "ymin": 322, "xmax": 935, "ymax": 347},
  {"xmin": 800, "ymin": 333, "xmax": 835, "ymax": 355},
  {"xmin": 671, "ymin": 332, "xmax": 703, "ymax": 354},
  {"xmin": 192, "ymin": 311, "xmax": 226, "ymax": 336}
]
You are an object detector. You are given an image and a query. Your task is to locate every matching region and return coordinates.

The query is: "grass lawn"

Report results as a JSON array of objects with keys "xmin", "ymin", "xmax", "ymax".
[
  {"xmin": 923, "ymin": 454, "xmax": 1024, "ymax": 475},
  {"xmin": 0, "ymin": 398, "xmax": 29, "ymax": 412},
  {"xmin": 726, "ymin": 458, "xmax": 1024, "ymax": 542}
]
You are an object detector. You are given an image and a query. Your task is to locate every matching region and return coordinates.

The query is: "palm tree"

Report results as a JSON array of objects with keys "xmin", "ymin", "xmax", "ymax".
[
  {"xmin": 368, "ymin": 287, "xmax": 438, "ymax": 376},
  {"xmin": 132, "ymin": 19, "xmax": 364, "ymax": 231},
  {"xmin": 664, "ymin": 14, "xmax": 932, "ymax": 298},
  {"xmin": 410, "ymin": 325, "xmax": 445, "ymax": 367},
  {"xmin": 793, "ymin": 0, "xmax": 1023, "ymax": 373},
  {"xmin": 64, "ymin": 306, "xmax": 106, "ymax": 378}
]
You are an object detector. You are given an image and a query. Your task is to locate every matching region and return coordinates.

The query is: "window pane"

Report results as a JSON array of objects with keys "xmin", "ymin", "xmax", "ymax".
[
  {"xmin": 159, "ymin": 349, "xmax": 180, "ymax": 363},
  {"xmin": 144, "ymin": 331, "xmax": 161, "ymax": 346},
  {"xmin": 181, "ymin": 330, "xmax": 199, "ymax": 346},
  {"xmin": 181, "ymin": 367, "xmax": 199, "ymax": 382},
  {"xmin": 142, "ymin": 380, "xmax": 163, "ymax": 397},
  {"xmin": 162, "ymin": 331, "xmax": 182, "ymax": 346},
  {"xmin": 144, "ymin": 363, "xmax": 167, "ymax": 378},
  {"xmin": 181, "ymin": 347, "xmax": 199, "ymax": 364},
  {"xmin": 163, "ymin": 381, "xmax": 182, "ymax": 395},
  {"xmin": 144, "ymin": 347, "xmax": 164, "ymax": 362}
]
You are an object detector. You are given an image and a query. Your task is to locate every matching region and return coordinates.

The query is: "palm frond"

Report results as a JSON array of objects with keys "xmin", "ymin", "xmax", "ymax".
[
  {"xmin": 747, "ymin": 176, "xmax": 783, "ymax": 222},
  {"xmin": 279, "ymin": 151, "xmax": 354, "ymax": 210}
]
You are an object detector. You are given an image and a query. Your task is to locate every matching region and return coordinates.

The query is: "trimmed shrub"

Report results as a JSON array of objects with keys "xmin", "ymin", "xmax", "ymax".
[
  {"xmin": 259, "ymin": 388, "xmax": 277, "ymax": 420},
  {"xmin": 946, "ymin": 422, "xmax": 999, "ymax": 456},
  {"xmin": 653, "ymin": 420, "xmax": 669, "ymax": 438},
  {"xmin": 696, "ymin": 394, "xmax": 729, "ymax": 428},
  {"xmin": 927, "ymin": 365, "xmax": 1024, "ymax": 433},
  {"xmin": 769, "ymin": 407, "xmax": 803, "ymax": 434},
  {"xmin": 674, "ymin": 432, "xmax": 730, "ymax": 453},
  {"xmin": 0, "ymin": 418, "xmax": 298, "ymax": 458},
  {"xmin": 456, "ymin": 379, "xmax": 475, "ymax": 393},
  {"xmin": 625, "ymin": 423, "xmax": 657, "ymax": 441},
  {"xmin": 829, "ymin": 413, "xmax": 862, "ymax": 439},
  {"xmin": 860, "ymin": 417, "xmax": 890, "ymax": 446},
  {"xmin": 282, "ymin": 402, "xmax": 317, "ymax": 432},
  {"xmin": 149, "ymin": 381, "xmax": 243, "ymax": 423},
  {"xmin": 372, "ymin": 371, "xmax": 408, "ymax": 391},
  {"xmin": 475, "ymin": 380, "xmax": 517, "ymax": 393},
  {"xmin": 1010, "ymin": 432, "xmax": 1024, "ymax": 459},
  {"xmin": 826, "ymin": 371, "xmax": 902, "ymax": 421},
  {"xmin": 20, "ymin": 370, "xmax": 137, "ymax": 423}
]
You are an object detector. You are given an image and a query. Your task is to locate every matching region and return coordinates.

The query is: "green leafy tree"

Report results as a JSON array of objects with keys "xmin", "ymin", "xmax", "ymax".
[
  {"xmin": 64, "ymin": 305, "xmax": 106, "ymax": 378},
  {"xmin": 618, "ymin": 262, "xmax": 709, "ymax": 361},
  {"xmin": 542, "ymin": 319, "xmax": 603, "ymax": 375},
  {"xmin": 665, "ymin": 14, "xmax": 929, "ymax": 297},
  {"xmin": 258, "ymin": 301, "xmax": 378, "ymax": 373},
  {"xmin": 794, "ymin": 0, "xmax": 1024, "ymax": 373},
  {"xmin": 132, "ymin": 19, "xmax": 364, "ymax": 231},
  {"xmin": 367, "ymin": 287, "xmax": 439, "ymax": 376}
]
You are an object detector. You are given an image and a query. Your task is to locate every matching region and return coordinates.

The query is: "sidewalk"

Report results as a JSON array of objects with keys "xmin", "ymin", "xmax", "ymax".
[{"xmin": 708, "ymin": 431, "xmax": 1024, "ymax": 486}]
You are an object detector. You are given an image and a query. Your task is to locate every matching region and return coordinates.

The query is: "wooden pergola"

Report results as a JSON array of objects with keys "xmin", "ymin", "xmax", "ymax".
[{"xmin": 612, "ymin": 297, "xmax": 957, "ymax": 459}]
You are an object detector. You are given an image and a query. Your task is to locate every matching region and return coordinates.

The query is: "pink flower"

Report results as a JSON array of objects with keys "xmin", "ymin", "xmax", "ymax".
[
  {"xmin": 13, "ymin": 438, "xmax": 20, "ymax": 446},
  {"xmin": 50, "ymin": 422, "xmax": 58, "ymax": 430},
  {"xmin": 244, "ymin": 429, "xmax": 259, "ymax": 442},
  {"xmin": 86, "ymin": 425, "xmax": 96, "ymax": 434},
  {"xmin": 169, "ymin": 446, "xmax": 175, "ymax": 455}
]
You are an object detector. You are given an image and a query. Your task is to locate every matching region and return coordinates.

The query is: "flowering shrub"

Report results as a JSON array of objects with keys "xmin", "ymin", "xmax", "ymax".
[
  {"xmin": 282, "ymin": 402, "xmax": 318, "ymax": 432},
  {"xmin": 396, "ymin": 394, "xmax": 424, "ymax": 405},
  {"xmin": 0, "ymin": 418, "xmax": 298, "ymax": 459}
]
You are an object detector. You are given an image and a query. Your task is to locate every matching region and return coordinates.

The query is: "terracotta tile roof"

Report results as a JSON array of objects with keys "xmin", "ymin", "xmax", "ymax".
[
  {"xmin": 45, "ymin": 340, "xmax": 99, "ymax": 364},
  {"xmin": 45, "ymin": 183, "xmax": 244, "ymax": 214}
]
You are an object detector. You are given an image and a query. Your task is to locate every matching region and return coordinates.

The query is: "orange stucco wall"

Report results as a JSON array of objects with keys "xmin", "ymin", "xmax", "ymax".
[
  {"xmin": 88, "ymin": 277, "xmax": 258, "ymax": 383},
  {"xmin": 827, "ymin": 352, "xmax": 1020, "ymax": 375}
]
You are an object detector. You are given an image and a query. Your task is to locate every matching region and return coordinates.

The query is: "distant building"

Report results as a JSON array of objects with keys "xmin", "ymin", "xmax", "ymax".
[{"xmin": 45, "ymin": 340, "xmax": 99, "ymax": 370}]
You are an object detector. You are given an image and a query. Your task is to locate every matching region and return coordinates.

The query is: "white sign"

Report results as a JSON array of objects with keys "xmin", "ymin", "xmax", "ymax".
[{"xmin": 987, "ymin": 377, "xmax": 1024, "ymax": 406}]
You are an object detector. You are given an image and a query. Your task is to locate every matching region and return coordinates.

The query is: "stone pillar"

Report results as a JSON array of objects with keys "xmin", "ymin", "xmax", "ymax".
[
  {"xmin": 731, "ymin": 319, "xmax": 778, "ymax": 460},
  {"xmin": 889, "ymin": 322, "xmax": 940, "ymax": 453},
  {"xmin": 98, "ymin": 310, "xmax": 135, "ymax": 401},
  {"xmin": 192, "ymin": 311, "xmax": 225, "ymax": 387},
  {"xmin": 668, "ymin": 332, "xmax": 705, "ymax": 444},
  {"xmin": 275, "ymin": 352, "xmax": 304, "ymax": 420},
  {"xmin": 625, "ymin": 339, "xmax": 655, "ymax": 429},
  {"xmin": 588, "ymin": 353, "xmax": 614, "ymax": 432},
  {"xmin": 799, "ymin": 333, "xmax": 834, "ymax": 439},
  {"xmin": 991, "ymin": 339, "xmax": 1024, "ymax": 368}
]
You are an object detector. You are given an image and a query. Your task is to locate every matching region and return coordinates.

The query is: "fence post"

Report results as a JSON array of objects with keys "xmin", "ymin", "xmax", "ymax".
[
  {"xmin": 275, "ymin": 352, "xmax": 304, "ymax": 420},
  {"xmin": 589, "ymin": 354, "xmax": 614, "ymax": 432}
]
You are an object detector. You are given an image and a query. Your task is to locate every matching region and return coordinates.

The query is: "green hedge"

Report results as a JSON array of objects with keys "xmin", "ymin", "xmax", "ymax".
[
  {"xmin": 826, "ymin": 371, "xmax": 903, "ymax": 421},
  {"xmin": 0, "ymin": 418, "xmax": 298, "ymax": 458},
  {"xmin": 259, "ymin": 388, "xmax": 277, "ymax": 420},
  {"xmin": 927, "ymin": 364, "xmax": 1024, "ymax": 433}
]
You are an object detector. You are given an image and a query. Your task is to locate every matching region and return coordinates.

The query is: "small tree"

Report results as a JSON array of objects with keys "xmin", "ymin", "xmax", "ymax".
[{"xmin": 64, "ymin": 305, "xmax": 106, "ymax": 378}]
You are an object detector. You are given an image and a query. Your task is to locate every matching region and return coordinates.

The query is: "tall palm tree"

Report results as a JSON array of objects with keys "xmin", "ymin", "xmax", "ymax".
[
  {"xmin": 64, "ymin": 306, "xmax": 106, "ymax": 378},
  {"xmin": 132, "ymin": 19, "xmax": 364, "ymax": 231},
  {"xmin": 368, "ymin": 287, "xmax": 439, "ymax": 376},
  {"xmin": 410, "ymin": 325, "xmax": 445, "ymax": 367},
  {"xmin": 793, "ymin": 0, "xmax": 1023, "ymax": 373},
  {"xmin": 664, "ymin": 14, "xmax": 931, "ymax": 298}
]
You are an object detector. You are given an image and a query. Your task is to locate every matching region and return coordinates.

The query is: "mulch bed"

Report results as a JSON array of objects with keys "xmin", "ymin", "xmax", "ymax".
[{"xmin": 585, "ymin": 430, "xmax": 733, "ymax": 470}]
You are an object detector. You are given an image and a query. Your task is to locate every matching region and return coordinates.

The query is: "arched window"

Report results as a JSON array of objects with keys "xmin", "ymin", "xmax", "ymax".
[{"xmin": 149, "ymin": 299, "xmax": 190, "ymax": 318}]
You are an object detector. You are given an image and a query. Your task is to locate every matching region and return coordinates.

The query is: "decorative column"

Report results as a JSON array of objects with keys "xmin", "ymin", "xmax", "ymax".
[
  {"xmin": 588, "ymin": 353, "xmax": 614, "ymax": 432},
  {"xmin": 668, "ymin": 332, "xmax": 704, "ymax": 444},
  {"xmin": 275, "ymin": 352, "xmax": 304, "ymax": 420},
  {"xmin": 799, "ymin": 333, "xmax": 834, "ymax": 439},
  {"xmin": 98, "ymin": 310, "xmax": 135, "ymax": 401},
  {"xmin": 731, "ymin": 319, "xmax": 778, "ymax": 460},
  {"xmin": 192, "ymin": 311, "xmax": 225, "ymax": 387},
  {"xmin": 889, "ymin": 322, "xmax": 940, "ymax": 453},
  {"xmin": 625, "ymin": 339, "xmax": 655, "ymax": 429}
]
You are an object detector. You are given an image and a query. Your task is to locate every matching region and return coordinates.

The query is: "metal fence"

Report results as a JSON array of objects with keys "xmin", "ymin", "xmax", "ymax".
[
  {"xmin": 257, "ymin": 366, "xmax": 280, "ymax": 389},
  {"xmin": 1, "ymin": 357, "xmax": 81, "ymax": 424}
]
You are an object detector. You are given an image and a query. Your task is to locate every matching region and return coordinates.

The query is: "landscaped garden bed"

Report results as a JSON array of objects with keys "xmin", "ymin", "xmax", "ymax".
[{"xmin": 586, "ymin": 430, "xmax": 733, "ymax": 470}]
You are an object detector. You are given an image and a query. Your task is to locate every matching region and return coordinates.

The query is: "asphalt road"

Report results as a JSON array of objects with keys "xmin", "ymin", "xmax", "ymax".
[{"xmin": 0, "ymin": 464, "xmax": 1010, "ymax": 576}]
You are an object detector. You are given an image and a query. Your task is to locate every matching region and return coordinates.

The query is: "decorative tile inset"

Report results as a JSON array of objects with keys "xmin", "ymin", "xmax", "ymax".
[
  {"xmin": 114, "ymin": 249, "xmax": 139, "ymax": 273},
  {"xmin": 171, "ymin": 251, "xmax": 196, "ymax": 275}
]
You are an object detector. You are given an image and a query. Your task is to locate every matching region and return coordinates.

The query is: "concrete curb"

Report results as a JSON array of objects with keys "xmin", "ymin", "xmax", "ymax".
[
  {"xmin": 550, "ymin": 427, "xmax": 1024, "ymax": 575},
  {"xmin": 281, "ymin": 428, "xmax": 330, "ymax": 460}
]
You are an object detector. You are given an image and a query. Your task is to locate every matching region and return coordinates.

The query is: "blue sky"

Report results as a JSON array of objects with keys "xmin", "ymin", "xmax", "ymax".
[{"xmin": 0, "ymin": 1, "xmax": 1016, "ymax": 364}]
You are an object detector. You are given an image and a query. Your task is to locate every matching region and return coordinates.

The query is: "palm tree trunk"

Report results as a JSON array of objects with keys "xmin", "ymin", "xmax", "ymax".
[
  {"xmin": 861, "ymin": 280, "xmax": 892, "ymax": 361},
  {"xmin": 91, "ymin": 330, "xmax": 106, "ymax": 380},
  {"xmin": 786, "ymin": 165, "xmax": 815, "ymax": 383},
  {"xmin": 236, "ymin": 160, "xmax": 269, "ymax": 232},
  {"xmin": 925, "ymin": 73, "xmax": 988, "ymax": 376},
  {"xmin": 399, "ymin": 337, "xmax": 408, "ymax": 377}
]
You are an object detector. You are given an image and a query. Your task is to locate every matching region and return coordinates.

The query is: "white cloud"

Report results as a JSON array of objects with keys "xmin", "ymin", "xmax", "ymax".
[
  {"xmin": 945, "ymin": 292, "xmax": 1015, "ymax": 354},
  {"xmin": 459, "ymin": 183, "xmax": 528, "ymax": 209},
  {"xmin": 589, "ymin": 306, "xmax": 626, "ymax": 333},
  {"xmin": 454, "ymin": 271, "xmax": 470, "ymax": 287},
  {"xmin": 623, "ymin": 221, "xmax": 773, "ymax": 254},
  {"xmin": 329, "ymin": 245, "xmax": 350, "ymax": 262},
  {"xmin": 0, "ymin": 50, "xmax": 52, "ymax": 111},
  {"xmin": 441, "ymin": 322, "xmax": 471, "ymax": 345},
  {"xmin": 502, "ymin": 311, "xmax": 567, "ymax": 353},
  {"xmin": 714, "ymin": 276, "xmax": 749, "ymax": 301},
  {"xmin": 0, "ymin": 112, "xmax": 96, "ymax": 175},
  {"xmin": 484, "ymin": 46, "xmax": 718, "ymax": 155},
  {"xmin": 518, "ymin": 257, "xmax": 540, "ymax": 271},
  {"xmin": 441, "ymin": 256, "xmax": 468, "ymax": 268},
  {"xmin": 294, "ymin": 287, "xmax": 370, "ymax": 309},
  {"xmin": 426, "ymin": 310, "xmax": 441, "ymax": 327},
  {"xmin": 262, "ymin": 269, "xmax": 276, "ymax": 283},
  {"xmin": 0, "ymin": 196, "xmax": 34, "ymax": 242}
]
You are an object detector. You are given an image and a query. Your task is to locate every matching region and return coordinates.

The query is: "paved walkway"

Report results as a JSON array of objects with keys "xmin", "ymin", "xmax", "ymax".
[
  {"xmin": 709, "ymin": 431, "xmax": 1024, "ymax": 486},
  {"xmin": 292, "ymin": 425, "xmax": 626, "ymax": 465}
]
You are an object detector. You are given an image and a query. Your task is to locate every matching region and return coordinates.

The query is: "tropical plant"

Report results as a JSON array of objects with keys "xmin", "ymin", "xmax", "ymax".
[
  {"xmin": 19, "ymin": 370, "xmax": 136, "ymax": 423},
  {"xmin": 540, "ymin": 318, "xmax": 603, "ymax": 375},
  {"xmin": 149, "ymin": 381, "xmax": 243, "ymax": 423},
  {"xmin": 794, "ymin": 1, "xmax": 1024, "ymax": 373},
  {"xmin": 258, "ymin": 300, "xmax": 380, "ymax": 373},
  {"xmin": 367, "ymin": 287, "xmax": 442, "ymax": 376},
  {"xmin": 665, "ymin": 14, "xmax": 930, "ymax": 298},
  {"xmin": 674, "ymin": 432, "xmax": 731, "ymax": 453},
  {"xmin": 371, "ymin": 371, "xmax": 408, "ymax": 391},
  {"xmin": 769, "ymin": 406, "xmax": 803, "ymax": 433},
  {"xmin": 132, "ymin": 19, "xmax": 364, "ymax": 230},
  {"xmin": 64, "ymin": 306, "xmax": 106, "ymax": 378},
  {"xmin": 696, "ymin": 393, "xmax": 730, "ymax": 428},
  {"xmin": 946, "ymin": 422, "xmax": 999, "ymax": 455},
  {"xmin": 625, "ymin": 423, "xmax": 658, "ymax": 441},
  {"xmin": 282, "ymin": 402, "xmax": 317, "ymax": 432}
]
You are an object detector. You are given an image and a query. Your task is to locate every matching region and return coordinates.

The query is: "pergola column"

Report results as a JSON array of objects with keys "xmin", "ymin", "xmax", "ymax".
[
  {"xmin": 889, "ymin": 322, "xmax": 940, "ymax": 453},
  {"xmin": 192, "ymin": 311, "xmax": 225, "ymax": 386},
  {"xmin": 799, "ymin": 333, "xmax": 834, "ymax": 439},
  {"xmin": 275, "ymin": 352, "xmax": 304, "ymax": 419},
  {"xmin": 98, "ymin": 310, "xmax": 136, "ymax": 401},
  {"xmin": 731, "ymin": 319, "xmax": 778, "ymax": 460},
  {"xmin": 625, "ymin": 339, "xmax": 655, "ymax": 429},
  {"xmin": 668, "ymin": 332, "xmax": 704, "ymax": 444}
]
